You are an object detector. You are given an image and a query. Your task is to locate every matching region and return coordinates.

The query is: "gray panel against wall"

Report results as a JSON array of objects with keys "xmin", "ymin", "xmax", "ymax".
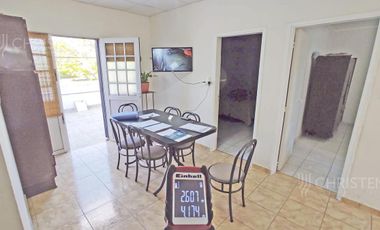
[
  {"xmin": 0, "ymin": 14, "xmax": 35, "ymax": 71},
  {"xmin": 302, "ymin": 54, "xmax": 353, "ymax": 139},
  {"xmin": 0, "ymin": 14, "xmax": 56, "ymax": 197}
]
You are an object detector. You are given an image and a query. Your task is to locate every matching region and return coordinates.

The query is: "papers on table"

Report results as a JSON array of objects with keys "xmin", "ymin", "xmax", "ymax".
[
  {"xmin": 130, "ymin": 119, "xmax": 159, "ymax": 128},
  {"xmin": 157, "ymin": 129, "xmax": 192, "ymax": 142},
  {"xmin": 139, "ymin": 113, "xmax": 160, "ymax": 120},
  {"xmin": 179, "ymin": 123, "xmax": 212, "ymax": 133},
  {"xmin": 144, "ymin": 123, "xmax": 171, "ymax": 132}
]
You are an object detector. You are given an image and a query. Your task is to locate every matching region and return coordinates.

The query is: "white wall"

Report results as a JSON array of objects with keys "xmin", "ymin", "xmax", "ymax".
[
  {"xmin": 150, "ymin": 0, "xmax": 380, "ymax": 210},
  {"xmin": 0, "ymin": 146, "xmax": 23, "ymax": 230},
  {"xmin": 150, "ymin": 0, "xmax": 380, "ymax": 170},
  {"xmin": 279, "ymin": 26, "xmax": 330, "ymax": 168},
  {"xmin": 0, "ymin": 0, "xmax": 151, "ymax": 71},
  {"xmin": 279, "ymin": 20, "xmax": 378, "ymax": 168},
  {"xmin": 328, "ymin": 20, "xmax": 379, "ymax": 124}
]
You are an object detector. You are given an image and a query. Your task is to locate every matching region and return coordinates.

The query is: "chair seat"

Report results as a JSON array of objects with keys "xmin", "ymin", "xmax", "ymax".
[
  {"xmin": 208, "ymin": 163, "xmax": 245, "ymax": 184},
  {"xmin": 176, "ymin": 141, "xmax": 194, "ymax": 149},
  {"xmin": 121, "ymin": 136, "xmax": 145, "ymax": 149},
  {"xmin": 136, "ymin": 145, "xmax": 167, "ymax": 160}
]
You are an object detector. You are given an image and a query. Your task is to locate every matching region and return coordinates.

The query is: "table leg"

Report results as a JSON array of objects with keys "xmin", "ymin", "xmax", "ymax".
[
  {"xmin": 153, "ymin": 146, "xmax": 183, "ymax": 196},
  {"xmin": 145, "ymin": 94, "xmax": 148, "ymax": 109},
  {"xmin": 152, "ymin": 92, "xmax": 155, "ymax": 109}
]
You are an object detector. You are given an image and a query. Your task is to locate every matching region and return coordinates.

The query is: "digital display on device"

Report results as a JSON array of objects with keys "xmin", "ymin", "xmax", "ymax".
[{"xmin": 172, "ymin": 172, "xmax": 208, "ymax": 225}]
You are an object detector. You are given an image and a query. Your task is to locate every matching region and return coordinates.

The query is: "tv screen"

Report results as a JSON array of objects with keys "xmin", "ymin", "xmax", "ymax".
[{"xmin": 152, "ymin": 47, "xmax": 193, "ymax": 72}]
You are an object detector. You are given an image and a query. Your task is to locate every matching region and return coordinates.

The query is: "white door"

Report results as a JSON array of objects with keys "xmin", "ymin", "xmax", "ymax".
[
  {"xmin": 99, "ymin": 38, "xmax": 142, "ymax": 137},
  {"xmin": 28, "ymin": 32, "xmax": 70, "ymax": 154}
]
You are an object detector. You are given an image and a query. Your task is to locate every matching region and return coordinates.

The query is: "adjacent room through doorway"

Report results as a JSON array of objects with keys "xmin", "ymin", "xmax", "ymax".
[
  {"xmin": 52, "ymin": 36, "xmax": 106, "ymax": 150},
  {"xmin": 217, "ymin": 34, "xmax": 262, "ymax": 155},
  {"xmin": 278, "ymin": 18, "xmax": 379, "ymax": 192}
]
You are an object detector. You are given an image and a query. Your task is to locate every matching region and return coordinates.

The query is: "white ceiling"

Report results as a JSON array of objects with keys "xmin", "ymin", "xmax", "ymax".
[{"xmin": 74, "ymin": 0, "xmax": 203, "ymax": 16}]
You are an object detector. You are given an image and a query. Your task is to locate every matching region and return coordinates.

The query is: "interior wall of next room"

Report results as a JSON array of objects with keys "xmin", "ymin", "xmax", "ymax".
[{"xmin": 283, "ymin": 19, "xmax": 379, "ymax": 163}]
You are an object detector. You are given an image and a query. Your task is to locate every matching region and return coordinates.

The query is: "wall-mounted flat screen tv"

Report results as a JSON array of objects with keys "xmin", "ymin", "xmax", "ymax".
[{"xmin": 152, "ymin": 47, "xmax": 193, "ymax": 72}]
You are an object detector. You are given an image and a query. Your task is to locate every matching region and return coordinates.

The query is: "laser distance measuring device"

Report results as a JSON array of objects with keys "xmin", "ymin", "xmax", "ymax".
[{"xmin": 165, "ymin": 165, "xmax": 214, "ymax": 230}]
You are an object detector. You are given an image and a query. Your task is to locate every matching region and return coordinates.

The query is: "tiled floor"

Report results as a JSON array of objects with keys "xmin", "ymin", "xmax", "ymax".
[
  {"xmin": 28, "ymin": 140, "xmax": 380, "ymax": 229},
  {"xmin": 280, "ymin": 123, "xmax": 353, "ymax": 192},
  {"xmin": 65, "ymin": 106, "xmax": 106, "ymax": 150},
  {"xmin": 217, "ymin": 118, "xmax": 253, "ymax": 155}
]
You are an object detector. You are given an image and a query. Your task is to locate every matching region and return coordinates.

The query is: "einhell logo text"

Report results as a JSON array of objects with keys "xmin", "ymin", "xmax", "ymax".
[{"xmin": 176, "ymin": 173, "xmax": 202, "ymax": 179}]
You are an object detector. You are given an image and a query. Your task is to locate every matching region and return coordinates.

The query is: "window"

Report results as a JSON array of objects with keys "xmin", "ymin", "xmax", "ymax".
[{"xmin": 29, "ymin": 32, "xmax": 61, "ymax": 117}]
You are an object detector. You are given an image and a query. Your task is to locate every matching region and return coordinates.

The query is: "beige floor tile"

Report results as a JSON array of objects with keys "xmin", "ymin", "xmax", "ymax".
[
  {"xmin": 321, "ymin": 215, "xmax": 357, "ymax": 230},
  {"xmin": 105, "ymin": 217, "xmax": 145, "ymax": 230},
  {"xmin": 85, "ymin": 200, "xmax": 132, "ymax": 230},
  {"xmin": 326, "ymin": 198, "xmax": 371, "ymax": 229},
  {"xmin": 28, "ymin": 188, "xmax": 78, "ymax": 216},
  {"xmin": 217, "ymin": 218, "xmax": 253, "ymax": 230},
  {"xmin": 259, "ymin": 173, "xmax": 298, "ymax": 196},
  {"xmin": 34, "ymin": 201, "xmax": 85, "ymax": 229},
  {"xmin": 279, "ymin": 199, "xmax": 324, "ymax": 229},
  {"xmin": 74, "ymin": 181, "xmax": 115, "ymax": 213},
  {"xmin": 248, "ymin": 167, "xmax": 269, "ymax": 184},
  {"xmin": 233, "ymin": 199, "xmax": 276, "ymax": 229},
  {"xmin": 373, "ymin": 215, "xmax": 380, "ymax": 230},
  {"xmin": 135, "ymin": 200, "xmax": 166, "ymax": 230},
  {"xmin": 269, "ymin": 215, "xmax": 305, "ymax": 230},
  {"xmin": 289, "ymin": 182, "xmax": 330, "ymax": 212},
  {"xmin": 248, "ymin": 187, "xmax": 287, "ymax": 213},
  {"xmin": 117, "ymin": 187, "xmax": 160, "ymax": 214}
]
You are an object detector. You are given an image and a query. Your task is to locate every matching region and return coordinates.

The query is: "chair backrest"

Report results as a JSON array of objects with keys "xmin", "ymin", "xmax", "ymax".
[
  {"xmin": 110, "ymin": 118, "xmax": 129, "ymax": 150},
  {"xmin": 127, "ymin": 125, "xmax": 152, "ymax": 159},
  {"xmin": 164, "ymin": 106, "xmax": 181, "ymax": 116},
  {"xmin": 182, "ymin": 111, "xmax": 201, "ymax": 122},
  {"xmin": 230, "ymin": 139, "xmax": 257, "ymax": 183},
  {"xmin": 118, "ymin": 103, "xmax": 138, "ymax": 113}
]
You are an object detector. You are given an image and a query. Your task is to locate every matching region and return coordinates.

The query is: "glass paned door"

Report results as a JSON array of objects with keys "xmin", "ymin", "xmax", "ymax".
[{"xmin": 99, "ymin": 38, "xmax": 142, "ymax": 137}]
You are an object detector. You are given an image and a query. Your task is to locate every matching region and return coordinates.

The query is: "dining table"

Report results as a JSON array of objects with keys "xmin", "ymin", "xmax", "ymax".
[{"xmin": 118, "ymin": 109, "xmax": 217, "ymax": 195}]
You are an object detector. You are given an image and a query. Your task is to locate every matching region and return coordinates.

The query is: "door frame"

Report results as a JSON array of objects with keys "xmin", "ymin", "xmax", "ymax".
[
  {"xmin": 99, "ymin": 37, "xmax": 142, "ymax": 138},
  {"xmin": 211, "ymin": 28, "xmax": 266, "ymax": 154},
  {"xmin": 277, "ymin": 11, "xmax": 380, "ymax": 200},
  {"xmin": 0, "ymin": 103, "xmax": 33, "ymax": 230},
  {"xmin": 48, "ymin": 34, "xmax": 71, "ymax": 154}
]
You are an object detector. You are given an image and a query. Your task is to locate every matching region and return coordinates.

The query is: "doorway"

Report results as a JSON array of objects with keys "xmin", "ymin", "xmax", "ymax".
[
  {"xmin": 278, "ymin": 18, "xmax": 379, "ymax": 192},
  {"xmin": 216, "ymin": 34, "xmax": 262, "ymax": 155},
  {"xmin": 52, "ymin": 36, "xmax": 106, "ymax": 150}
]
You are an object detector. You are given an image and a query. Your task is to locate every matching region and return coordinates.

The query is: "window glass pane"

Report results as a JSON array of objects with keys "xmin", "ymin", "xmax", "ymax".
[
  {"xmin": 126, "ymin": 57, "xmax": 136, "ymax": 69},
  {"xmin": 125, "ymin": 43, "xmax": 134, "ymax": 55},
  {"xmin": 108, "ymin": 70, "xmax": 117, "ymax": 83},
  {"xmin": 105, "ymin": 43, "xmax": 114, "ymax": 56},
  {"xmin": 109, "ymin": 84, "xmax": 118, "ymax": 95},
  {"xmin": 118, "ymin": 84, "xmax": 128, "ymax": 95},
  {"xmin": 127, "ymin": 71, "xmax": 136, "ymax": 83},
  {"xmin": 115, "ymin": 43, "xmax": 124, "ymax": 56},
  {"xmin": 128, "ymin": 84, "xmax": 137, "ymax": 96},
  {"xmin": 118, "ymin": 71, "xmax": 127, "ymax": 83},
  {"xmin": 116, "ymin": 57, "xmax": 125, "ymax": 70},
  {"xmin": 29, "ymin": 38, "xmax": 46, "ymax": 54},
  {"xmin": 107, "ymin": 58, "xmax": 115, "ymax": 70},
  {"xmin": 33, "ymin": 55, "xmax": 49, "ymax": 71}
]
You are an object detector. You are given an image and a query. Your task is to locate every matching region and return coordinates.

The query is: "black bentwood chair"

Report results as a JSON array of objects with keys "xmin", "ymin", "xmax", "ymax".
[
  {"xmin": 118, "ymin": 103, "xmax": 138, "ymax": 112},
  {"xmin": 128, "ymin": 125, "xmax": 169, "ymax": 191},
  {"xmin": 109, "ymin": 119, "xmax": 145, "ymax": 177},
  {"xmin": 175, "ymin": 111, "xmax": 201, "ymax": 166},
  {"xmin": 164, "ymin": 106, "xmax": 181, "ymax": 116},
  {"xmin": 208, "ymin": 139, "xmax": 257, "ymax": 222}
]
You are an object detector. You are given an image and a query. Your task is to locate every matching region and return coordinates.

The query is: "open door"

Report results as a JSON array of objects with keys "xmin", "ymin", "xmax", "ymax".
[
  {"xmin": 99, "ymin": 38, "xmax": 142, "ymax": 137},
  {"xmin": 28, "ymin": 32, "xmax": 70, "ymax": 154}
]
